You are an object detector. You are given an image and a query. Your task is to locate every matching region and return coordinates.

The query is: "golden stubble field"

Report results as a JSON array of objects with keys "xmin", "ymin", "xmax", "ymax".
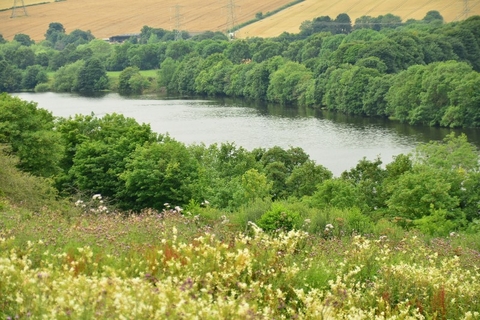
[
  {"xmin": 236, "ymin": 0, "xmax": 480, "ymax": 38},
  {"xmin": 1, "ymin": 0, "xmax": 479, "ymax": 41},
  {"xmin": 0, "ymin": 0, "xmax": 293, "ymax": 41}
]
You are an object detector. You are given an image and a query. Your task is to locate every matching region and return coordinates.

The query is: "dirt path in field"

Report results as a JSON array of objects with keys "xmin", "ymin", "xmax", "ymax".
[
  {"xmin": 0, "ymin": 0, "xmax": 293, "ymax": 41},
  {"xmin": 236, "ymin": 0, "xmax": 480, "ymax": 38}
]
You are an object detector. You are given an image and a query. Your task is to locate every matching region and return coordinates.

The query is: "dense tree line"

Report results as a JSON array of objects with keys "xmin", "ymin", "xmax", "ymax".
[
  {"xmin": 1, "ymin": 93, "xmax": 480, "ymax": 236},
  {"xmin": 1, "ymin": 12, "xmax": 480, "ymax": 127}
]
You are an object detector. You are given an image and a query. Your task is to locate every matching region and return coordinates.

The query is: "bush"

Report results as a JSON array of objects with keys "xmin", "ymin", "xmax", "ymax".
[
  {"xmin": 233, "ymin": 198, "xmax": 272, "ymax": 229},
  {"xmin": 257, "ymin": 202, "xmax": 300, "ymax": 232},
  {"xmin": 34, "ymin": 83, "xmax": 50, "ymax": 92},
  {"xmin": 305, "ymin": 207, "xmax": 375, "ymax": 238},
  {"xmin": 0, "ymin": 146, "xmax": 58, "ymax": 211}
]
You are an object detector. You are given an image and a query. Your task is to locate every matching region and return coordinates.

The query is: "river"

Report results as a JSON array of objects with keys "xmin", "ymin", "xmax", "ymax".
[{"xmin": 13, "ymin": 92, "xmax": 480, "ymax": 176}]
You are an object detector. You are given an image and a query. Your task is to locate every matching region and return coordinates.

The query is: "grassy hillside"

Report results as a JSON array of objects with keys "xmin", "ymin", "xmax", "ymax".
[
  {"xmin": 1, "ymin": 147, "xmax": 480, "ymax": 318},
  {"xmin": 237, "ymin": 0, "xmax": 480, "ymax": 38},
  {"xmin": 0, "ymin": 0, "xmax": 294, "ymax": 41}
]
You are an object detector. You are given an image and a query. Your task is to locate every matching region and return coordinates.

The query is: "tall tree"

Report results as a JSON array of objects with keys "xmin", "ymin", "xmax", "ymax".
[
  {"xmin": 76, "ymin": 58, "xmax": 109, "ymax": 92},
  {"xmin": 0, "ymin": 94, "xmax": 63, "ymax": 177}
]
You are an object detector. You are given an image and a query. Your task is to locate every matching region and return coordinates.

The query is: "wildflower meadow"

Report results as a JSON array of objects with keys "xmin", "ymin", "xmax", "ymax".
[{"xmin": 1, "ymin": 196, "xmax": 479, "ymax": 319}]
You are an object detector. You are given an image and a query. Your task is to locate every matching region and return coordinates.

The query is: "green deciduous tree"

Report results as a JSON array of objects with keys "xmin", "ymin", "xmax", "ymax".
[
  {"xmin": 52, "ymin": 60, "xmax": 84, "ymax": 92},
  {"xmin": 442, "ymin": 71, "xmax": 480, "ymax": 128},
  {"xmin": 225, "ymin": 40, "xmax": 251, "ymax": 63},
  {"xmin": 118, "ymin": 67, "xmax": 149, "ymax": 95},
  {"xmin": 310, "ymin": 178, "xmax": 363, "ymax": 210},
  {"xmin": 0, "ymin": 94, "xmax": 63, "ymax": 177},
  {"xmin": 385, "ymin": 64, "xmax": 427, "ymax": 123},
  {"xmin": 121, "ymin": 138, "xmax": 199, "ymax": 211},
  {"xmin": 384, "ymin": 134, "xmax": 479, "ymax": 233},
  {"xmin": 157, "ymin": 57, "xmax": 177, "ymax": 89},
  {"xmin": 21, "ymin": 65, "xmax": 48, "ymax": 90},
  {"xmin": 12, "ymin": 46, "xmax": 35, "ymax": 69},
  {"xmin": 165, "ymin": 41, "xmax": 193, "ymax": 61},
  {"xmin": 45, "ymin": 22, "xmax": 66, "ymax": 45},
  {"xmin": 13, "ymin": 34, "xmax": 34, "ymax": 46},
  {"xmin": 76, "ymin": 58, "xmax": 109, "ymax": 92},
  {"xmin": 267, "ymin": 61, "xmax": 312, "ymax": 104},
  {"xmin": 195, "ymin": 54, "xmax": 233, "ymax": 95},
  {"xmin": 57, "ymin": 113, "xmax": 157, "ymax": 201},
  {"xmin": 0, "ymin": 60, "xmax": 22, "ymax": 92}
]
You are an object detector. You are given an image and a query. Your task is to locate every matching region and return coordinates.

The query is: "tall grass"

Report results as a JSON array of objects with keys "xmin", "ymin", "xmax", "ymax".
[{"xmin": 1, "ymin": 201, "xmax": 479, "ymax": 319}]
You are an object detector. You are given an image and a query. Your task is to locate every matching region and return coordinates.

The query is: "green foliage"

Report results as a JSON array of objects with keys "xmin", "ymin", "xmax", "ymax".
[
  {"xmin": 257, "ymin": 202, "xmax": 300, "ymax": 232},
  {"xmin": 0, "ymin": 147, "xmax": 58, "ymax": 211},
  {"xmin": 13, "ymin": 34, "xmax": 34, "ymax": 46},
  {"xmin": 121, "ymin": 138, "xmax": 199, "ymax": 211},
  {"xmin": 383, "ymin": 134, "xmax": 479, "ymax": 233},
  {"xmin": 79, "ymin": 39, "xmax": 113, "ymax": 62},
  {"xmin": 236, "ymin": 168, "xmax": 272, "ymax": 205},
  {"xmin": 165, "ymin": 41, "xmax": 193, "ymax": 61},
  {"xmin": 21, "ymin": 65, "xmax": 48, "ymax": 90},
  {"xmin": 385, "ymin": 165, "xmax": 459, "ymax": 220},
  {"xmin": 44, "ymin": 22, "xmax": 66, "ymax": 46},
  {"xmin": 309, "ymin": 178, "xmax": 363, "ymax": 210},
  {"xmin": 256, "ymin": 146, "xmax": 312, "ymax": 199},
  {"xmin": 195, "ymin": 54, "xmax": 233, "ymax": 95},
  {"xmin": 0, "ymin": 94, "xmax": 63, "ymax": 177},
  {"xmin": 225, "ymin": 40, "xmax": 251, "ymax": 64},
  {"xmin": 118, "ymin": 66, "xmax": 149, "ymax": 94},
  {"xmin": 76, "ymin": 58, "xmax": 109, "ymax": 92},
  {"xmin": 11, "ymin": 46, "xmax": 35, "ymax": 69},
  {"xmin": 285, "ymin": 160, "xmax": 332, "ymax": 198},
  {"xmin": 189, "ymin": 142, "xmax": 260, "ymax": 211},
  {"xmin": 0, "ymin": 60, "xmax": 22, "ymax": 92},
  {"xmin": 362, "ymin": 74, "xmax": 392, "ymax": 116},
  {"xmin": 267, "ymin": 61, "xmax": 312, "ymax": 104},
  {"xmin": 169, "ymin": 54, "xmax": 203, "ymax": 94},
  {"xmin": 157, "ymin": 57, "xmax": 177, "ymax": 88},
  {"xmin": 56, "ymin": 113, "xmax": 157, "ymax": 201},
  {"xmin": 423, "ymin": 10, "xmax": 444, "ymax": 23},
  {"xmin": 52, "ymin": 60, "xmax": 84, "ymax": 92},
  {"xmin": 415, "ymin": 207, "xmax": 461, "ymax": 236},
  {"xmin": 34, "ymin": 82, "xmax": 50, "ymax": 92},
  {"xmin": 0, "ymin": 12, "xmax": 478, "ymax": 127}
]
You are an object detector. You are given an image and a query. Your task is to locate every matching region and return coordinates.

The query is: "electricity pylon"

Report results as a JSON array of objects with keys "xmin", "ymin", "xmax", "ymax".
[
  {"xmin": 11, "ymin": 0, "xmax": 28, "ymax": 18},
  {"xmin": 225, "ymin": 0, "xmax": 238, "ymax": 38},
  {"xmin": 173, "ymin": 4, "xmax": 183, "ymax": 41}
]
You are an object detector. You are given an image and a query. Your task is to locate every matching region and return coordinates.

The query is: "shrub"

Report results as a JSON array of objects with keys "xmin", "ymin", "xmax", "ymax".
[
  {"xmin": 0, "ymin": 146, "xmax": 58, "ymax": 211},
  {"xmin": 257, "ymin": 202, "xmax": 300, "ymax": 232},
  {"xmin": 34, "ymin": 83, "xmax": 50, "ymax": 92}
]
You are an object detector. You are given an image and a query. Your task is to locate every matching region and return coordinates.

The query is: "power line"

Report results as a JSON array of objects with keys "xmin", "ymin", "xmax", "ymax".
[
  {"xmin": 463, "ymin": 0, "xmax": 470, "ymax": 19},
  {"xmin": 405, "ymin": 0, "xmax": 439, "ymax": 20},
  {"xmin": 11, "ymin": 0, "xmax": 27, "ymax": 18},
  {"xmin": 361, "ymin": 0, "xmax": 421, "ymax": 19},
  {"xmin": 225, "ymin": 0, "xmax": 238, "ymax": 35},
  {"xmin": 172, "ymin": 4, "xmax": 183, "ymax": 41}
]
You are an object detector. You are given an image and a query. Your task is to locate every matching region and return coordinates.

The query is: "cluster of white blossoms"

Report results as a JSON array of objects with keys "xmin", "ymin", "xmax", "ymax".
[{"xmin": 2, "ymin": 223, "xmax": 479, "ymax": 319}]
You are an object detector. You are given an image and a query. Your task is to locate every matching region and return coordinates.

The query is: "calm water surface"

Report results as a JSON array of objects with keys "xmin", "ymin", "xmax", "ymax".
[{"xmin": 14, "ymin": 92, "xmax": 480, "ymax": 176}]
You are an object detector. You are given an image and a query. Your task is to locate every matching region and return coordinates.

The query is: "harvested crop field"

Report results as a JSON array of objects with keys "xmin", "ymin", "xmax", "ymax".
[
  {"xmin": 0, "ymin": 0, "xmax": 293, "ymax": 41},
  {"xmin": 236, "ymin": 0, "xmax": 480, "ymax": 38}
]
